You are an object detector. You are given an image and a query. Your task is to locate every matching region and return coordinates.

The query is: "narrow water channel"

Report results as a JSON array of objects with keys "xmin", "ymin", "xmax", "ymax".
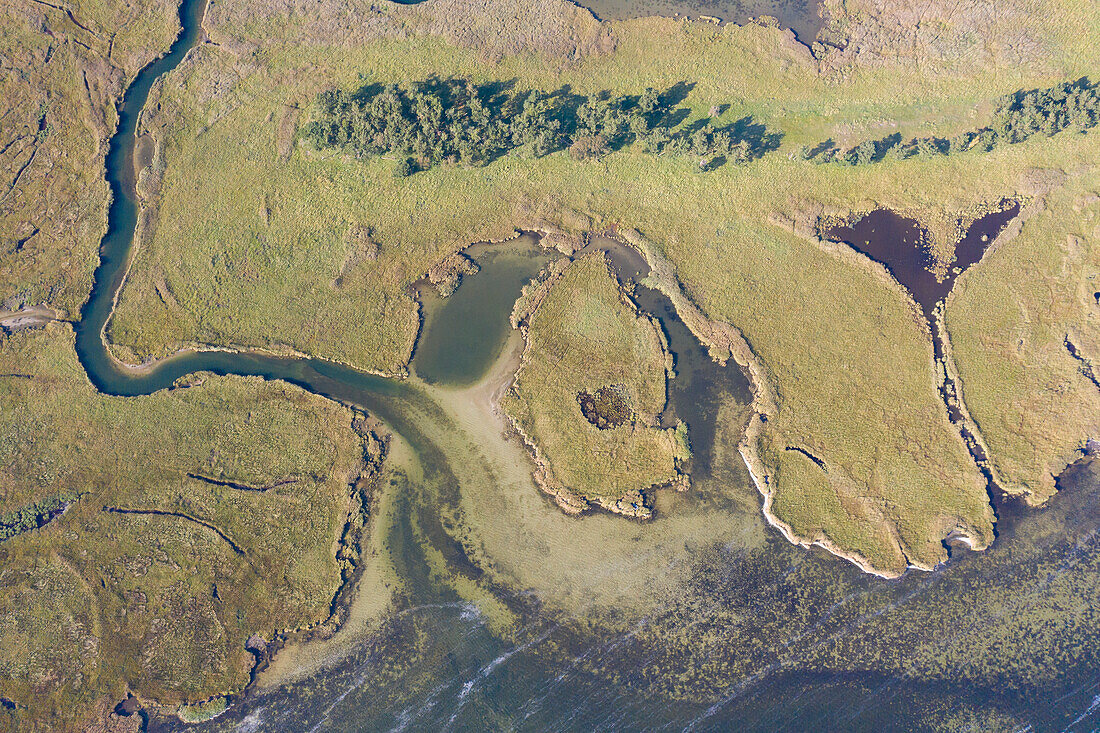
[{"xmin": 67, "ymin": 1, "xmax": 1100, "ymax": 728}]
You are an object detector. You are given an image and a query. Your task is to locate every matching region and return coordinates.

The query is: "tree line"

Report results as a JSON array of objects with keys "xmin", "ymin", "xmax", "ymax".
[
  {"xmin": 801, "ymin": 77, "xmax": 1100, "ymax": 165},
  {"xmin": 301, "ymin": 77, "xmax": 782, "ymax": 175}
]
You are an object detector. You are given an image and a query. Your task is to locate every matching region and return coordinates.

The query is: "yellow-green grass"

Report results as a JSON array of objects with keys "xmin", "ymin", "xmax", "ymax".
[
  {"xmin": 0, "ymin": 0, "xmax": 179, "ymax": 317},
  {"xmin": 503, "ymin": 254, "xmax": 686, "ymax": 510},
  {"xmin": 946, "ymin": 171, "xmax": 1100, "ymax": 503},
  {"xmin": 0, "ymin": 325, "xmax": 365, "ymax": 731},
  {"xmin": 104, "ymin": 0, "xmax": 1100, "ymax": 572}
]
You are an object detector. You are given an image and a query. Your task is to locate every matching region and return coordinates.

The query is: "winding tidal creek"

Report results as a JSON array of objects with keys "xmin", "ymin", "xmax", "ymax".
[{"xmin": 74, "ymin": 1, "xmax": 1100, "ymax": 729}]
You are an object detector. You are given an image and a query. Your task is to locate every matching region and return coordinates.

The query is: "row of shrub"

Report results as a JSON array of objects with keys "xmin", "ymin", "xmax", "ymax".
[
  {"xmin": 302, "ymin": 77, "xmax": 781, "ymax": 174},
  {"xmin": 305, "ymin": 76, "xmax": 1096, "ymax": 173},
  {"xmin": 802, "ymin": 77, "xmax": 1099, "ymax": 165}
]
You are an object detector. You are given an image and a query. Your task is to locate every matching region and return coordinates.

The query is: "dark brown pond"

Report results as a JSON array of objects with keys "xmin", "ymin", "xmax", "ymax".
[{"xmin": 822, "ymin": 202, "xmax": 1021, "ymax": 321}]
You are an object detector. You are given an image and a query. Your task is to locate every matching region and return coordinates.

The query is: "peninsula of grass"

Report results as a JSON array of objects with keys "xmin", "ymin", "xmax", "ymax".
[
  {"xmin": 945, "ymin": 169, "xmax": 1100, "ymax": 502},
  {"xmin": 503, "ymin": 254, "xmax": 687, "ymax": 517},
  {"xmin": 0, "ymin": 325, "xmax": 370, "ymax": 731}
]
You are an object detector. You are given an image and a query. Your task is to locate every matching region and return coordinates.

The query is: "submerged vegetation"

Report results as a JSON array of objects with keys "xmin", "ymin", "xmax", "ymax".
[{"xmin": 302, "ymin": 77, "xmax": 781, "ymax": 173}]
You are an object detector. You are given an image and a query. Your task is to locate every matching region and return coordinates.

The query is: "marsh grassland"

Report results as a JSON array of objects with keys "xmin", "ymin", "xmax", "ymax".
[
  {"xmin": 2, "ymin": 0, "xmax": 1100, "ymax": 725},
  {"xmin": 100, "ymin": 0, "xmax": 1100, "ymax": 574},
  {"xmin": 0, "ymin": 0, "xmax": 178, "ymax": 318},
  {"xmin": 0, "ymin": 325, "xmax": 368, "ymax": 729},
  {"xmin": 947, "ymin": 172, "xmax": 1100, "ymax": 502}
]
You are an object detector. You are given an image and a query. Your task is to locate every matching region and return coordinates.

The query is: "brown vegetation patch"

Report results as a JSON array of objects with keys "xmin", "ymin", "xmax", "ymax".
[
  {"xmin": 426, "ymin": 252, "xmax": 479, "ymax": 297},
  {"xmin": 276, "ymin": 104, "xmax": 300, "ymax": 161},
  {"xmin": 577, "ymin": 384, "xmax": 633, "ymax": 428},
  {"xmin": 816, "ymin": 0, "xmax": 1052, "ymax": 73}
]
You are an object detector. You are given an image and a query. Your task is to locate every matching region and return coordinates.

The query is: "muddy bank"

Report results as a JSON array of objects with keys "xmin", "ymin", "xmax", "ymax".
[{"xmin": 0, "ymin": 306, "xmax": 64, "ymax": 334}]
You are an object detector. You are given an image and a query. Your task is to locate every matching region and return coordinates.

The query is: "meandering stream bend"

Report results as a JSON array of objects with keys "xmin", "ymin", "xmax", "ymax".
[{"xmin": 62, "ymin": 1, "xmax": 1100, "ymax": 729}]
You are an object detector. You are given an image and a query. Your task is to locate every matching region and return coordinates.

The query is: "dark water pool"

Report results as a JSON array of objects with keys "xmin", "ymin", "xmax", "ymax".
[
  {"xmin": 822, "ymin": 203, "xmax": 1021, "ymax": 321},
  {"xmin": 412, "ymin": 236, "xmax": 556, "ymax": 387},
  {"xmin": 574, "ymin": 0, "xmax": 824, "ymax": 43}
]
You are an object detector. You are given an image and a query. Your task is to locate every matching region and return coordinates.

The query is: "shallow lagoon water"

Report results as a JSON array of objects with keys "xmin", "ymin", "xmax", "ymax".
[
  {"xmin": 413, "ymin": 236, "xmax": 555, "ymax": 386},
  {"xmin": 72, "ymin": 0, "xmax": 1100, "ymax": 728},
  {"xmin": 150, "ymin": 240, "xmax": 1100, "ymax": 732}
]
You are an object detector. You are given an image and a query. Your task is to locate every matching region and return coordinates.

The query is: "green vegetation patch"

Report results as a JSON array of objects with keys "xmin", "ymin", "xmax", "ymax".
[
  {"xmin": 0, "ymin": 325, "xmax": 367, "ymax": 730},
  {"xmin": 177, "ymin": 695, "xmax": 230, "ymax": 723},
  {"xmin": 504, "ymin": 254, "xmax": 687, "ymax": 517},
  {"xmin": 807, "ymin": 77, "xmax": 1100, "ymax": 165},
  {"xmin": 303, "ymin": 78, "xmax": 778, "ymax": 175},
  {"xmin": 0, "ymin": 494, "xmax": 77, "ymax": 541},
  {"xmin": 946, "ymin": 171, "xmax": 1100, "ymax": 502}
]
